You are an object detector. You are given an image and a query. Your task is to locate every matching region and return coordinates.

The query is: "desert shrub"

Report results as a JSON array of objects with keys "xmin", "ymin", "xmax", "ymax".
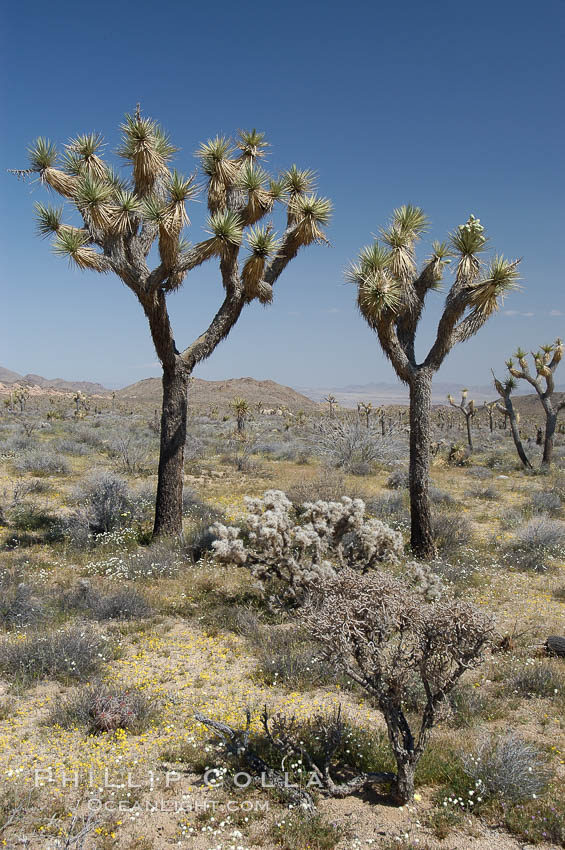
[
  {"xmin": 52, "ymin": 511, "xmax": 91, "ymax": 549},
  {"xmin": 48, "ymin": 682, "xmax": 157, "ymax": 733},
  {"xmin": 504, "ymin": 798, "xmax": 565, "ymax": 845},
  {"xmin": 387, "ymin": 468, "xmax": 409, "ymax": 489},
  {"xmin": 446, "ymin": 683, "xmax": 497, "ymax": 728},
  {"xmin": 431, "ymin": 511, "xmax": 473, "ymax": 553},
  {"xmin": 429, "ymin": 486, "xmax": 455, "ymax": 505},
  {"xmin": 314, "ymin": 421, "xmax": 397, "ymax": 471},
  {"xmin": 465, "ymin": 466, "xmax": 492, "ymax": 479},
  {"xmin": 9, "ymin": 503, "xmax": 57, "ymax": 532},
  {"xmin": 365, "ymin": 492, "xmax": 409, "ymax": 531},
  {"xmin": 85, "ymin": 541, "xmax": 181, "ymax": 580},
  {"xmin": 286, "ymin": 469, "xmax": 350, "ymax": 506},
  {"xmin": 530, "ymin": 490, "xmax": 562, "ymax": 516},
  {"xmin": 507, "ymin": 659, "xmax": 565, "ymax": 699},
  {"xmin": 74, "ymin": 471, "xmax": 131, "ymax": 533},
  {"xmin": 110, "ymin": 434, "xmax": 154, "ymax": 474},
  {"xmin": 504, "ymin": 517, "xmax": 565, "ymax": 571},
  {"xmin": 553, "ymin": 585, "xmax": 565, "ymax": 602},
  {"xmin": 270, "ymin": 810, "xmax": 350, "ymax": 850},
  {"xmin": 461, "ymin": 733, "xmax": 551, "ymax": 803},
  {"xmin": 0, "ymin": 577, "xmax": 44, "ymax": 630},
  {"xmin": 211, "ymin": 491, "xmax": 404, "ymax": 604},
  {"xmin": 59, "ymin": 580, "xmax": 151, "ymax": 620},
  {"xmin": 304, "ymin": 569, "xmax": 493, "ymax": 803},
  {"xmin": 466, "ymin": 484, "xmax": 498, "ymax": 501},
  {"xmin": 13, "ymin": 449, "xmax": 70, "ymax": 476},
  {"xmin": 243, "ymin": 618, "xmax": 336, "ymax": 688},
  {"xmin": 0, "ymin": 625, "xmax": 112, "ymax": 685},
  {"xmin": 56, "ymin": 438, "xmax": 90, "ymax": 456}
]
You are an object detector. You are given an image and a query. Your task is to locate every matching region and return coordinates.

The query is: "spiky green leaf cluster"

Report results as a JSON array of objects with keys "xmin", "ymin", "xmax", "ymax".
[
  {"xmin": 34, "ymin": 203, "xmax": 63, "ymax": 238},
  {"xmin": 237, "ymin": 129, "xmax": 268, "ymax": 159},
  {"xmin": 28, "ymin": 138, "xmax": 58, "ymax": 172},
  {"xmin": 196, "ymin": 137, "xmax": 235, "ymax": 177},
  {"xmin": 166, "ymin": 170, "xmax": 198, "ymax": 203},
  {"xmin": 246, "ymin": 224, "xmax": 280, "ymax": 258},
  {"xmin": 466, "ymin": 256, "xmax": 521, "ymax": 316},
  {"xmin": 206, "ymin": 210, "xmax": 243, "ymax": 245},
  {"xmin": 283, "ymin": 165, "xmax": 316, "ymax": 196}
]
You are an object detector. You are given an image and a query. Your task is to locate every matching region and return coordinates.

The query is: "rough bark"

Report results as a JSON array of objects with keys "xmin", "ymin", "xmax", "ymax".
[
  {"xmin": 393, "ymin": 761, "xmax": 416, "ymax": 805},
  {"xmin": 498, "ymin": 397, "xmax": 532, "ymax": 469},
  {"xmin": 465, "ymin": 414, "xmax": 473, "ymax": 451},
  {"xmin": 153, "ymin": 361, "xmax": 191, "ymax": 538},
  {"xmin": 542, "ymin": 410, "xmax": 557, "ymax": 468},
  {"xmin": 408, "ymin": 371, "xmax": 436, "ymax": 559}
]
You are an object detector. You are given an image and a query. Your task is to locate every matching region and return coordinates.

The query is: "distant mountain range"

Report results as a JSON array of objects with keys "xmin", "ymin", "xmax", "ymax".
[
  {"xmin": 1, "ymin": 365, "xmax": 563, "ymax": 411},
  {"xmin": 298, "ymin": 381, "xmax": 565, "ymax": 407},
  {"xmin": 0, "ymin": 366, "xmax": 109, "ymax": 395}
]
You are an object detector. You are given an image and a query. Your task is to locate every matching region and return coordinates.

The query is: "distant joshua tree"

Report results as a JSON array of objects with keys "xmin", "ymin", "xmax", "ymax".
[
  {"xmin": 506, "ymin": 339, "xmax": 564, "ymax": 468},
  {"xmin": 231, "ymin": 396, "xmax": 250, "ymax": 433},
  {"xmin": 324, "ymin": 394, "xmax": 338, "ymax": 419},
  {"xmin": 491, "ymin": 372, "xmax": 532, "ymax": 469},
  {"xmin": 347, "ymin": 208, "xmax": 520, "ymax": 558},
  {"xmin": 13, "ymin": 387, "xmax": 29, "ymax": 413},
  {"xmin": 447, "ymin": 389, "xmax": 475, "ymax": 450},
  {"xmin": 12, "ymin": 112, "xmax": 331, "ymax": 537},
  {"xmin": 358, "ymin": 401, "xmax": 373, "ymax": 428},
  {"xmin": 483, "ymin": 399, "xmax": 498, "ymax": 433}
]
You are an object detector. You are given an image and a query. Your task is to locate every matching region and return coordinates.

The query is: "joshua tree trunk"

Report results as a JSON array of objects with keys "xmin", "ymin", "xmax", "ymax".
[
  {"xmin": 499, "ymin": 398, "xmax": 532, "ymax": 470},
  {"xmin": 466, "ymin": 415, "xmax": 473, "ymax": 451},
  {"xmin": 409, "ymin": 371, "xmax": 435, "ymax": 558},
  {"xmin": 153, "ymin": 360, "xmax": 191, "ymax": 538},
  {"xmin": 542, "ymin": 409, "xmax": 557, "ymax": 467}
]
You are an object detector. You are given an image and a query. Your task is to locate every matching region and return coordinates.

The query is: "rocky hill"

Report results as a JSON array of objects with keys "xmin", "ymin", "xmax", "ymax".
[
  {"xmin": 117, "ymin": 376, "xmax": 317, "ymax": 411},
  {"xmin": 0, "ymin": 366, "xmax": 109, "ymax": 395}
]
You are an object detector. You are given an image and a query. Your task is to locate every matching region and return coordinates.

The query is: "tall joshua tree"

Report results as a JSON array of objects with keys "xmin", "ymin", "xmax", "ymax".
[
  {"xmin": 505, "ymin": 340, "xmax": 564, "ymax": 468},
  {"xmin": 12, "ymin": 113, "xmax": 331, "ymax": 537},
  {"xmin": 491, "ymin": 372, "xmax": 532, "ymax": 469},
  {"xmin": 447, "ymin": 389, "xmax": 475, "ymax": 450},
  {"xmin": 347, "ymin": 209, "xmax": 520, "ymax": 558}
]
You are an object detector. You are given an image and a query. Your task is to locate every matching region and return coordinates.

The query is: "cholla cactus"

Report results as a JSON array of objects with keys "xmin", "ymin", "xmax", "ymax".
[
  {"xmin": 505, "ymin": 339, "xmax": 564, "ymax": 467},
  {"xmin": 210, "ymin": 490, "xmax": 403, "ymax": 602},
  {"xmin": 303, "ymin": 568, "xmax": 494, "ymax": 803},
  {"xmin": 406, "ymin": 560, "xmax": 444, "ymax": 601},
  {"xmin": 447, "ymin": 389, "xmax": 475, "ymax": 450}
]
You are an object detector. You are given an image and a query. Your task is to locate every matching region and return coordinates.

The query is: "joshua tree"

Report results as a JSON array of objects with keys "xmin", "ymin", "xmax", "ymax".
[
  {"xmin": 347, "ymin": 208, "xmax": 520, "ymax": 557},
  {"xmin": 358, "ymin": 400, "xmax": 373, "ymax": 428},
  {"xmin": 12, "ymin": 113, "xmax": 331, "ymax": 537},
  {"xmin": 231, "ymin": 396, "xmax": 250, "ymax": 433},
  {"xmin": 324, "ymin": 394, "xmax": 338, "ymax": 419},
  {"xmin": 483, "ymin": 399, "xmax": 498, "ymax": 433},
  {"xmin": 447, "ymin": 389, "xmax": 475, "ymax": 450},
  {"xmin": 506, "ymin": 340, "xmax": 564, "ymax": 467},
  {"xmin": 13, "ymin": 387, "xmax": 29, "ymax": 413},
  {"xmin": 492, "ymin": 372, "xmax": 532, "ymax": 468}
]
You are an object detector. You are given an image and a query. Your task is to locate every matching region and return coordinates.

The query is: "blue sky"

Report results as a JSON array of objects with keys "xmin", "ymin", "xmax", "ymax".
[{"xmin": 1, "ymin": 0, "xmax": 563, "ymax": 390}]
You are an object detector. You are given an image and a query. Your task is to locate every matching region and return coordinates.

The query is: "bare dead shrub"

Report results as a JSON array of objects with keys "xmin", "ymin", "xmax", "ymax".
[{"xmin": 303, "ymin": 569, "xmax": 494, "ymax": 803}]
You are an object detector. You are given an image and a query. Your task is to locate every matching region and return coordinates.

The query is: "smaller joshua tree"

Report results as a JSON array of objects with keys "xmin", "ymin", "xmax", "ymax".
[
  {"xmin": 447, "ymin": 389, "xmax": 475, "ymax": 450},
  {"xmin": 347, "ymin": 208, "xmax": 520, "ymax": 557},
  {"xmin": 13, "ymin": 387, "xmax": 29, "ymax": 413},
  {"xmin": 303, "ymin": 569, "xmax": 494, "ymax": 804},
  {"xmin": 324, "ymin": 394, "xmax": 338, "ymax": 419},
  {"xmin": 483, "ymin": 399, "xmax": 498, "ymax": 433},
  {"xmin": 358, "ymin": 401, "xmax": 373, "ymax": 428},
  {"xmin": 492, "ymin": 372, "xmax": 532, "ymax": 469},
  {"xmin": 505, "ymin": 340, "xmax": 564, "ymax": 467},
  {"xmin": 231, "ymin": 396, "xmax": 250, "ymax": 433}
]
